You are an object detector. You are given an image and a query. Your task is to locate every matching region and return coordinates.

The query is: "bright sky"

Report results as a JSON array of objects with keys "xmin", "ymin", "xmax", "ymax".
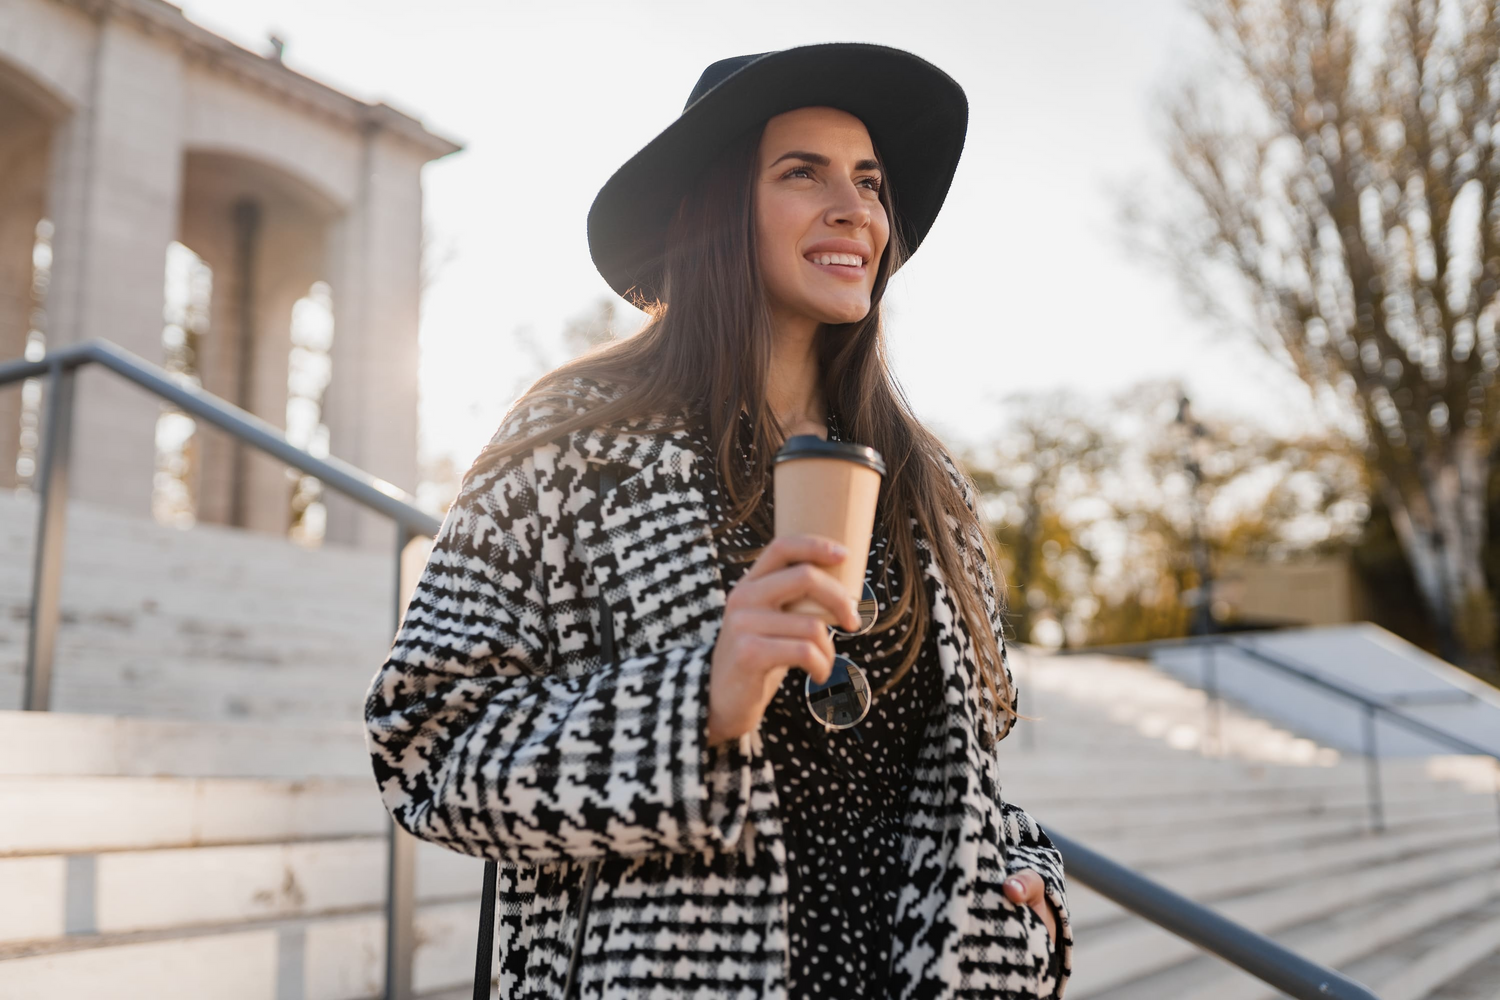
[{"xmin": 179, "ymin": 0, "xmax": 1325, "ymax": 473}]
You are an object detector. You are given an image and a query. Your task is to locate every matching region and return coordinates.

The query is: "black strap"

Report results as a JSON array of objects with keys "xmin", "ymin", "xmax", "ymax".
[
  {"xmin": 473, "ymin": 466, "xmax": 618, "ymax": 1000},
  {"xmin": 471, "ymin": 858, "xmax": 497, "ymax": 1000}
]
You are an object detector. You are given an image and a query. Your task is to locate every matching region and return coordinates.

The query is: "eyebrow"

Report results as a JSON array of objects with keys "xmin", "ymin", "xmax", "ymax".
[{"xmin": 769, "ymin": 150, "xmax": 882, "ymax": 171}]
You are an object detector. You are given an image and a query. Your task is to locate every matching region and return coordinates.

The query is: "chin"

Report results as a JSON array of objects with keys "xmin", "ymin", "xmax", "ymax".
[{"xmin": 809, "ymin": 298, "xmax": 873, "ymax": 326}]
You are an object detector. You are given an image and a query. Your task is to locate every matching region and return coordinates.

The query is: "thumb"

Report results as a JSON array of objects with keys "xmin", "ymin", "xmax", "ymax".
[{"xmin": 1003, "ymin": 869, "xmax": 1045, "ymax": 905}]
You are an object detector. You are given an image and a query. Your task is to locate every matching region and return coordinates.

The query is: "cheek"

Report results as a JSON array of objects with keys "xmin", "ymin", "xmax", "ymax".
[
  {"xmin": 756, "ymin": 199, "xmax": 807, "ymax": 291},
  {"xmin": 871, "ymin": 212, "xmax": 891, "ymax": 270}
]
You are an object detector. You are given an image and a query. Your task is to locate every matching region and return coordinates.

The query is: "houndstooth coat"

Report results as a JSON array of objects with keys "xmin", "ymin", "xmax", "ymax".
[{"xmin": 364, "ymin": 377, "xmax": 1073, "ymax": 999}]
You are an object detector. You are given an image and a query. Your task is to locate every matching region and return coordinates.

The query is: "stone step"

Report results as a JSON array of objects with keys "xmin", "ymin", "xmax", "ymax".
[
  {"xmin": 0, "ymin": 897, "xmax": 481, "ymax": 1000},
  {"xmin": 1066, "ymin": 820, "xmax": 1500, "ymax": 929},
  {"xmin": 1029, "ymin": 775, "xmax": 1484, "ymax": 836},
  {"xmin": 0, "ymin": 489, "xmax": 396, "ymax": 725},
  {"xmin": 0, "ymin": 711, "xmax": 369, "ymax": 779},
  {"xmin": 1172, "ymin": 866, "xmax": 1500, "ymax": 1000},
  {"xmin": 0, "ymin": 576, "xmax": 391, "ymax": 638},
  {"xmin": 1340, "ymin": 895, "xmax": 1500, "ymax": 1000},
  {"xmin": 0, "ymin": 493, "xmax": 390, "ymax": 626},
  {"xmin": 1002, "ymin": 753, "xmax": 1458, "ymax": 791},
  {"xmin": 1050, "ymin": 785, "xmax": 1494, "ymax": 857},
  {"xmin": 1424, "ymin": 924, "xmax": 1500, "ymax": 999},
  {"xmin": 0, "ymin": 836, "xmax": 484, "ymax": 945},
  {"xmin": 1018, "ymin": 778, "xmax": 1488, "ymax": 826},
  {"xmin": 1067, "ymin": 838, "xmax": 1500, "ymax": 997},
  {"xmin": 1074, "ymin": 796, "xmax": 1499, "ymax": 869},
  {"xmin": 0, "ymin": 658, "xmax": 379, "ymax": 725},
  {"xmin": 0, "ymin": 776, "xmax": 386, "ymax": 855}
]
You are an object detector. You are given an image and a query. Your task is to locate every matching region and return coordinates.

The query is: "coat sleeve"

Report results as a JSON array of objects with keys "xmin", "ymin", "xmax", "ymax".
[
  {"xmin": 363, "ymin": 399, "xmax": 755, "ymax": 865},
  {"xmin": 945, "ymin": 454, "xmax": 1074, "ymax": 996}
]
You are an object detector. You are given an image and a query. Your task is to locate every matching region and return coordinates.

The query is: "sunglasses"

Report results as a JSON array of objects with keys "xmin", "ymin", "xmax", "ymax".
[{"xmin": 804, "ymin": 580, "xmax": 879, "ymax": 733}]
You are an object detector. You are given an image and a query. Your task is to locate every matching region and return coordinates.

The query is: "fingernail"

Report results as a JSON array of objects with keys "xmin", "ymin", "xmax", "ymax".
[
  {"xmin": 829, "ymin": 541, "xmax": 847, "ymax": 556},
  {"xmin": 1005, "ymin": 878, "xmax": 1023, "ymax": 894}
]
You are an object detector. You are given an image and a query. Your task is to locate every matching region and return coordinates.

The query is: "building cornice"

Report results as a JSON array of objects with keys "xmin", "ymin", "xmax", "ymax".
[{"xmin": 56, "ymin": 0, "xmax": 464, "ymax": 161}]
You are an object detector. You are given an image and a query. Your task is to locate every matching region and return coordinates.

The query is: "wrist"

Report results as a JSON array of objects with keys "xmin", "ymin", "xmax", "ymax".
[{"xmin": 705, "ymin": 712, "xmax": 730, "ymax": 749}]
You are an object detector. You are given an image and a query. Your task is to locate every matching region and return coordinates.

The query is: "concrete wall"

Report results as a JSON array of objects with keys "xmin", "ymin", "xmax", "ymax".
[{"xmin": 1216, "ymin": 553, "xmax": 1373, "ymax": 628}]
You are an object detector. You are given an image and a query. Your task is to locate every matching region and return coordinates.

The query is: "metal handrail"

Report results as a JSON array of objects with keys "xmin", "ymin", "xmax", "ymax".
[
  {"xmin": 0, "ymin": 339, "xmax": 435, "ymax": 1000},
  {"xmin": 1, "ymin": 340, "xmax": 1382, "ymax": 1000},
  {"xmin": 1057, "ymin": 633, "xmax": 1500, "ymax": 841}
]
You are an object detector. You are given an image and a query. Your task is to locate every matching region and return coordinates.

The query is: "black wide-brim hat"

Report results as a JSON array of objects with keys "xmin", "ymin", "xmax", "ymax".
[{"xmin": 587, "ymin": 42, "xmax": 968, "ymax": 303}]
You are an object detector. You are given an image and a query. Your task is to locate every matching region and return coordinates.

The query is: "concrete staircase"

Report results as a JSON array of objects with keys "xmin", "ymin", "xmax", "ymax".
[{"xmin": 1002, "ymin": 647, "xmax": 1500, "ymax": 999}]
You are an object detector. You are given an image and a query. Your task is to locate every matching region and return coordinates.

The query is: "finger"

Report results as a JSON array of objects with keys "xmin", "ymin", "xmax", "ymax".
[
  {"xmin": 743, "ymin": 634, "xmax": 834, "ymax": 684},
  {"xmin": 742, "ymin": 535, "xmax": 847, "ymax": 582},
  {"xmin": 736, "ymin": 563, "xmax": 860, "ymax": 631},
  {"xmin": 733, "ymin": 609, "xmax": 836, "ymax": 658},
  {"xmin": 1003, "ymin": 869, "xmax": 1045, "ymax": 905}
]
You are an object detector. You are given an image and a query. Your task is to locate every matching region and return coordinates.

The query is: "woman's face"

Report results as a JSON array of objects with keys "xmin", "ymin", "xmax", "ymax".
[{"xmin": 755, "ymin": 106, "xmax": 890, "ymax": 330}]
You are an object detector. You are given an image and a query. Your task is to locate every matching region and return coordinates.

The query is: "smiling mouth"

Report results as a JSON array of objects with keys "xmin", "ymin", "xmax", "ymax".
[{"xmin": 805, "ymin": 252, "xmax": 867, "ymax": 269}]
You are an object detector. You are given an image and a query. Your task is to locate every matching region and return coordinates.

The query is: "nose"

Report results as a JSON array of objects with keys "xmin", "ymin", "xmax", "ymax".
[{"xmin": 823, "ymin": 178, "xmax": 872, "ymax": 230}]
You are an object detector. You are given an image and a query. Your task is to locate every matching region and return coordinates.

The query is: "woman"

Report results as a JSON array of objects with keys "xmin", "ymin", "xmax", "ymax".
[{"xmin": 365, "ymin": 42, "xmax": 1071, "ymax": 999}]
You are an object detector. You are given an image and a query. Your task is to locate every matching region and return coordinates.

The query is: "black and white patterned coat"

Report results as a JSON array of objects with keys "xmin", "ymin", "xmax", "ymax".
[{"xmin": 365, "ymin": 377, "xmax": 1073, "ymax": 999}]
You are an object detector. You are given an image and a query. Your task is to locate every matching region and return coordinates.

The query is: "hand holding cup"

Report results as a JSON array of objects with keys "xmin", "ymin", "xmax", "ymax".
[
  {"xmin": 706, "ymin": 535, "xmax": 863, "ymax": 748},
  {"xmin": 705, "ymin": 434, "xmax": 886, "ymax": 749}
]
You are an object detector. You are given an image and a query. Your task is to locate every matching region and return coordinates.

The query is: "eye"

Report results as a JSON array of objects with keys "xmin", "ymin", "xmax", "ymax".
[
  {"xmin": 858, "ymin": 175, "xmax": 883, "ymax": 192},
  {"xmin": 782, "ymin": 165, "xmax": 815, "ymax": 180}
]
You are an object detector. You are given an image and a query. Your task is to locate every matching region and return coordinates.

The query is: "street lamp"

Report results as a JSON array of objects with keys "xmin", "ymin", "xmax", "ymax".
[
  {"xmin": 1175, "ymin": 394, "xmax": 1215, "ymax": 637},
  {"xmin": 1176, "ymin": 393, "xmax": 1223, "ymax": 755}
]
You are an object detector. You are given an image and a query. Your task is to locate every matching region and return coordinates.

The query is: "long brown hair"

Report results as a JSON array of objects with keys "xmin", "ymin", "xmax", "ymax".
[{"xmin": 462, "ymin": 119, "xmax": 1016, "ymax": 744}]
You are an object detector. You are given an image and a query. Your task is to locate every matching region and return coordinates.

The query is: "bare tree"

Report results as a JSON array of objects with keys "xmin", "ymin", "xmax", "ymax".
[{"xmin": 1135, "ymin": 0, "xmax": 1500, "ymax": 670}]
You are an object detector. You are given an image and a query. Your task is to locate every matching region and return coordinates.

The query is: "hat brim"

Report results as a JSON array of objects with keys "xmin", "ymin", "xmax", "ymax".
[{"xmin": 587, "ymin": 42, "xmax": 968, "ymax": 303}]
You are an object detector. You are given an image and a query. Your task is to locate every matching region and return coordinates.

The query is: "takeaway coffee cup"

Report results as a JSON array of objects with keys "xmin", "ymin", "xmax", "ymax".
[{"xmin": 772, "ymin": 435, "xmax": 886, "ymax": 626}]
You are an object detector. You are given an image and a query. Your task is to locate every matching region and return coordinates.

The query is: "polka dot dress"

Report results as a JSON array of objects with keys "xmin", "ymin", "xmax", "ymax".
[{"xmin": 690, "ymin": 407, "xmax": 945, "ymax": 998}]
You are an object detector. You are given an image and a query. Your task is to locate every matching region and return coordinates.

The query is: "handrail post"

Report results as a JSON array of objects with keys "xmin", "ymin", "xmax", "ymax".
[
  {"xmin": 385, "ymin": 821, "xmax": 417, "ymax": 1000},
  {"xmin": 1361, "ymin": 705, "xmax": 1384, "ymax": 834},
  {"xmin": 24, "ymin": 360, "xmax": 76, "ymax": 712},
  {"xmin": 1493, "ymin": 762, "xmax": 1500, "ymax": 849},
  {"xmin": 1201, "ymin": 639, "xmax": 1222, "ymax": 756},
  {"xmin": 385, "ymin": 523, "xmax": 417, "ymax": 1000}
]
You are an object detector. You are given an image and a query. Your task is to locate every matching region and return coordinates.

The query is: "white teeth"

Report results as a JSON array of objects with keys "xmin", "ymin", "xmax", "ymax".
[{"xmin": 810, "ymin": 253, "xmax": 864, "ymax": 267}]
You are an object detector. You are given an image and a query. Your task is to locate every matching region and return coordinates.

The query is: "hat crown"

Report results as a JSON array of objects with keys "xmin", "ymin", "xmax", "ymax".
[{"xmin": 684, "ymin": 52, "xmax": 769, "ymax": 111}]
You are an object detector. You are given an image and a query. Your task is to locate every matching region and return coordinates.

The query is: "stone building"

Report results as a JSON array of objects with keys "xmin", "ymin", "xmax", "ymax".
[{"xmin": 0, "ymin": 0, "xmax": 460, "ymax": 550}]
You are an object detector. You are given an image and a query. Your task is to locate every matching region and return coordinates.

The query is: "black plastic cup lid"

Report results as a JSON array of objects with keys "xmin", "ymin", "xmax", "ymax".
[{"xmin": 773, "ymin": 435, "xmax": 886, "ymax": 477}]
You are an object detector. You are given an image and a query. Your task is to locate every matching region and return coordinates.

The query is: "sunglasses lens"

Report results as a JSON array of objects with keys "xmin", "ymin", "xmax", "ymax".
[
  {"xmin": 830, "ymin": 580, "xmax": 879, "ymax": 638},
  {"xmin": 805, "ymin": 655, "xmax": 871, "ymax": 730}
]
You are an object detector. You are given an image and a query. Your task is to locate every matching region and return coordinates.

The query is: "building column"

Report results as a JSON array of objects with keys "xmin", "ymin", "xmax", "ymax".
[
  {"xmin": 322, "ymin": 133, "xmax": 424, "ymax": 551},
  {"xmin": 43, "ymin": 15, "xmax": 183, "ymax": 516},
  {"xmin": 189, "ymin": 188, "xmax": 326, "ymax": 538}
]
